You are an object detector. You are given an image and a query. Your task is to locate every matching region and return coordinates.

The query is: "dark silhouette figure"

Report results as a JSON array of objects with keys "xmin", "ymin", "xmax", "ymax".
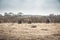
[
  {"xmin": 18, "ymin": 20, "xmax": 22, "ymax": 24},
  {"xmin": 46, "ymin": 19, "xmax": 50, "ymax": 23},
  {"xmin": 28, "ymin": 21, "xmax": 31, "ymax": 24}
]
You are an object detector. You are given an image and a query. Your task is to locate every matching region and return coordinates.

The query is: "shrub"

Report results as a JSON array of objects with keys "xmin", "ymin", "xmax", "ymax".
[
  {"xmin": 18, "ymin": 21, "xmax": 22, "ymax": 24},
  {"xmin": 28, "ymin": 21, "xmax": 31, "ymax": 24},
  {"xmin": 31, "ymin": 25, "xmax": 37, "ymax": 28}
]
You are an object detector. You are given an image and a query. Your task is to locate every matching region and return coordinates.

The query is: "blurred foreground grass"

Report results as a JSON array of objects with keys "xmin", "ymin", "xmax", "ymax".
[{"xmin": 0, "ymin": 23, "xmax": 60, "ymax": 40}]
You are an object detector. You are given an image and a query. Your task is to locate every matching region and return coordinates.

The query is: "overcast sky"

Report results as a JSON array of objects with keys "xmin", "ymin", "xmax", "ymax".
[{"xmin": 0, "ymin": 0, "xmax": 60, "ymax": 15}]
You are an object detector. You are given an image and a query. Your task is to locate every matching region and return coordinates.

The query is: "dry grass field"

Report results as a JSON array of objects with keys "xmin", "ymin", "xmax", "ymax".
[{"xmin": 0, "ymin": 23, "xmax": 60, "ymax": 40}]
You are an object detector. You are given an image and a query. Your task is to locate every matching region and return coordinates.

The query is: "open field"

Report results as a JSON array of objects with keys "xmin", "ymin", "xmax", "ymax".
[{"xmin": 0, "ymin": 23, "xmax": 60, "ymax": 40}]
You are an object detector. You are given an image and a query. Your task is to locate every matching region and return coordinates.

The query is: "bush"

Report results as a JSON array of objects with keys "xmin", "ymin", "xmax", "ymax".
[
  {"xmin": 18, "ymin": 21, "xmax": 22, "ymax": 24},
  {"xmin": 28, "ymin": 21, "xmax": 31, "ymax": 24},
  {"xmin": 31, "ymin": 25, "xmax": 37, "ymax": 28}
]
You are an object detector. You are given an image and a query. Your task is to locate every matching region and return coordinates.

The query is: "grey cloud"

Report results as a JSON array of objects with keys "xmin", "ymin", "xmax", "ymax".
[{"xmin": 0, "ymin": 0, "xmax": 60, "ymax": 15}]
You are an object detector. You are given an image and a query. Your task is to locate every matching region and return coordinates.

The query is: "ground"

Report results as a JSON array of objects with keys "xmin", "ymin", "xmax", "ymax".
[{"xmin": 0, "ymin": 23, "xmax": 60, "ymax": 40}]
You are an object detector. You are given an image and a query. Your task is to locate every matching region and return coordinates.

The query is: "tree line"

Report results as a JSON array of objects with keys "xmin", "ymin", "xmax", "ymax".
[{"xmin": 0, "ymin": 12, "xmax": 60, "ymax": 23}]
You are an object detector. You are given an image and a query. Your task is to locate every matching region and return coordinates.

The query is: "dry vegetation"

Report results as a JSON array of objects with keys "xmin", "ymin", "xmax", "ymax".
[{"xmin": 0, "ymin": 23, "xmax": 60, "ymax": 40}]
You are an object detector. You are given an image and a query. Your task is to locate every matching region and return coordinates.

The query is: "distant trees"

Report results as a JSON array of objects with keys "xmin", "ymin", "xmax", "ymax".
[
  {"xmin": 4, "ymin": 12, "xmax": 9, "ymax": 16},
  {"xmin": 49, "ymin": 14, "xmax": 55, "ymax": 17},
  {"xmin": 0, "ymin": 14, "xmax": 3, "ymax": 17},
  {"xmin": 4, "ymin": 12, "xmax": 15, "ymax": 17},
  {"xmin": 0, "ymin": 12, "xmax": 60, "ymax": 23},
  {"xmin": 49, "ymin": 14, "xmax": 56, "ymax": 23},
  {"xmin": 9, "ymin": 12, "xmax": 14, "ymax": 16},
  {"xmin": 0, "ymin": 14, "xmax": 3, "ymax": 23},
  {"xmin": 3, "ymin": 12, "xmax": 23, "ymax": 17},
  {"xmin": 17, "ymin": 12, "xmax": 23, "ymax": 17}
]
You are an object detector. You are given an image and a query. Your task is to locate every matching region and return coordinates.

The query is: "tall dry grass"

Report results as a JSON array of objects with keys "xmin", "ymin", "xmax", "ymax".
[{"xmin": 0, "ymin": 23, "xmax": 60, "ymax": 40}]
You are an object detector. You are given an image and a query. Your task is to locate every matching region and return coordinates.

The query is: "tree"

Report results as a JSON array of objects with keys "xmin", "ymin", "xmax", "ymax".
[
  {"xmin": 49, "ymin": 14, "xmax": 56, "ymax": 23},
  {"xmin": 49, "ymin": 14, "xmax": 55, "ymax": 17},
  {"xmin": 4, "ymin": 12, "xmax": 9, "ymax": 16},
  {"xmin": 0, "ymin": 14, "xmax": 3, "ymax": 17},
  {"xmin": 9, "ymin": 12, "xmax": 14, "ymax": 16},
  {"xmin": 17, "ymin": 12, "xmax": 23, "ymax": 16}
]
